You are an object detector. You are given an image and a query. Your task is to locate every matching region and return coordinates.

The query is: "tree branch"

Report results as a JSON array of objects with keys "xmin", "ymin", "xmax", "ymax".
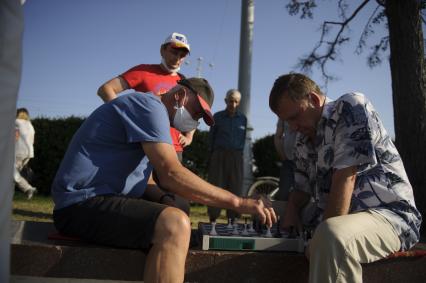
[
  {"xmin": 296, "ymin": 0, "xmax": 371, "ymax": 85},
  {"xmin": 367, "ymin": 35, "xmax": 389, "ymax": 67},
  {"xmin": 356, "ymin": 4, "xmax": 381, "ymax": 54}
]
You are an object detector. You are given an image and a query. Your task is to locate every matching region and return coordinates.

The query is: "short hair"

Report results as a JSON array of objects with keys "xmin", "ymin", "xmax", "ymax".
[
  {"xmin": 269, "ymin": 73, "xmax": 323, "ymax": 113},
  {"xmin": 16, "ymin": 108, "xmax": 30, "ymax": 120},
  {"xmin": 225, "ymin": 89, "xmax": 241, "ymax": 100}
]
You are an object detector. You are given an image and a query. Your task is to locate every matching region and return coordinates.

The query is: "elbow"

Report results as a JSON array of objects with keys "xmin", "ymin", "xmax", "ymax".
[
  {"xmin": 155, "ymin": 168, "xmax": 179, "ymax": 194},
  {"xmin": 97, "ymin": 85, "xmax": 106, "ymax": 99}
]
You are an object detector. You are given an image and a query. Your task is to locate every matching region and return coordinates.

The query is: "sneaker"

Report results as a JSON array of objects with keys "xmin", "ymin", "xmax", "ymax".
[{"xmin": 26, "ymin": 187, "xmax": 37, "ymax": 200}]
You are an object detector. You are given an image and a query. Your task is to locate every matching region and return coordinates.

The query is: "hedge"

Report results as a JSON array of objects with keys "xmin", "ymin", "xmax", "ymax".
[
  {"xmin": 252, "ymin": 134, "xmax": 280, "ymax": 178},
  {"xmin": 27, "ymin": 117, "xmax": 278, "ymax": 194},
  {"xmin": 30, "ymin": 117, "xmax": 85, "ymax": 194}
]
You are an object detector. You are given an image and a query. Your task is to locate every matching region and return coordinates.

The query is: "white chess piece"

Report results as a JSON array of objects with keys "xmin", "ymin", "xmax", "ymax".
[
  {"xmin": 264, "ymin": 226, "xmax": 273, "ymax": 238},
  {"xmin": 209, "ymin": 222, "xmax": 218, "ymax": 236},
  {"xmin": 232, "ymin": 220, "xmax": 240, "ymax": 235},
  {"xmin": 241, "ymin": 223, "xmax": 249, "ymax": 236},
  {"xmin": 248, "ymin": 221, "xmax": 255, "ymax": 233},
  {"xmin": 226, "ymin": 218, "xmax": 233, "ymax": 229}
]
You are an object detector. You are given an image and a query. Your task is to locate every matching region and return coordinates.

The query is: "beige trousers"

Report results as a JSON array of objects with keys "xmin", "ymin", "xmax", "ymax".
[{"xmin": 309, "ymin": 211, "xmax": 401, "ymax": 283}]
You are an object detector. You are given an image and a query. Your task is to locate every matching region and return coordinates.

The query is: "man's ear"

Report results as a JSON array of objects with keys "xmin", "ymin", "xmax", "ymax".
[
  {"xmin": 174, "ymin": 87, "xmax": 186, "ymax": 104},
  {"xmin": 308, "ymin": 92, "xmax": 322, "ymax": 107},
  {"xmin": 174, "ymin": 90, "xmax": 181, "ymax": 101}
]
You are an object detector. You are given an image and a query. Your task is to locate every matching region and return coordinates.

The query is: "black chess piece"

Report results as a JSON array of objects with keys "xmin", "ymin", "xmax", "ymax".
[
  {"xmin": 288, "ymin": 226, "xmax": 299, "ymax": 239},
  {"xmin": 275, "ymin": 217, "xmax": 282, "ymax": 238},
  {"xmin": 253, "ymin": 217, "xmax": 262, "ymax": 234}
]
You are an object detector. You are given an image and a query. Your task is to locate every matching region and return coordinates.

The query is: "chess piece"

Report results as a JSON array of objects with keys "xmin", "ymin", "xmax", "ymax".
[
  {"xmin": 209, "ymin": 222, "xmax": 218, "ymax": 236},
  {"xmin": 226, "ymin": 218, "xmax": 233, "ymax": 229},
  {"xmin": 232, "ymin": 219, "xmax": 240, "ymax": 235},
  {"xmin": 275, "ymin": 216, "xmax": 282, "ymax": 238},
  {"xmin": 264, "ymin": 226, "xmax": 273, "ymax": 238},
  {"xmin": 253, "ymin": 217, "xmax": 262, "ymax": 233},
  {"xmin": 248, "ymin": 220, "xmax": 256, "ymax": 233},
  {"xmin": 241, "ymin": 223, "xmax": 249, "ymax": 236}
]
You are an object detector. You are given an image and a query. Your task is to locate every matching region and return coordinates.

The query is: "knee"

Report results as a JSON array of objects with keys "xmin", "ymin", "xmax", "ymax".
[
  {"xmin": 310, "ymin": 218, "xmax": 347, "ymax": 254},
  {"xmin": 155, "ymin": 207, "xmax": 191, "ymax": 243}
]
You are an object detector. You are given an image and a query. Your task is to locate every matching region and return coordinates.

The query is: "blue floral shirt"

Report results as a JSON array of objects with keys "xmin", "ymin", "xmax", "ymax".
[{"xmin": 293, "ymin": 92, "xmax": 422, "ymax": 251}]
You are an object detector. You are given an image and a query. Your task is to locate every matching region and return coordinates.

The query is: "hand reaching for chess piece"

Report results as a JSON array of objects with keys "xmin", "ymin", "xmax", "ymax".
[{"xmin": 237, "ymin": 195, "xmax": 277, "ymax": 228}]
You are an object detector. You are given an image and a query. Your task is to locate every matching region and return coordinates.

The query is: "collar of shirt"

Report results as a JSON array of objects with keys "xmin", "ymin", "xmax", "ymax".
[{"xmin": 313, "ymin": 96, "xmax": 335, "ymax": 146}]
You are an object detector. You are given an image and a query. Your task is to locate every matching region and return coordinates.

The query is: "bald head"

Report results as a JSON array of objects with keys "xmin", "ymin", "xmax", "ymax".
[
  {"xmin": 225, "ymin": 89, "xmax": 241, "ymax": 115},
  {"xmin": 226, "ymin": 89, "xmax": 241, "ymax": 101}
]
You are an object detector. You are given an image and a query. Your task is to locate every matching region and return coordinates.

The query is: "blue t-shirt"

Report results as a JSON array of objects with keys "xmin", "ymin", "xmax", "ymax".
[{"xmin": 51, "ymin": 92, "xmax": 172, "ymax": 210}]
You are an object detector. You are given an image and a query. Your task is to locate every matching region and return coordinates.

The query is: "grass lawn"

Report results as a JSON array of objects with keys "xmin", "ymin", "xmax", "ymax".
[{"xmin": 12, "ymin": 192, "xmax": 228, "ymax": 228}]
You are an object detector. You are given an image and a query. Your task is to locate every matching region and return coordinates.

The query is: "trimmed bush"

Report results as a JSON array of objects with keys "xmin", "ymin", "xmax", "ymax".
[
  {"xmin": 30, "ymin": 116, "xmax": 84, "ymax": 194},
  {"xmin": 27, "ymin": 116, "xmax": 276, "ymax": 194},
  {"xmin": 182, "ymin": 130, "xmax": 209, "ymax": 179},
  {"xmin": 252, "ymin": 134, "xmax": 280, "ymax": 178}
]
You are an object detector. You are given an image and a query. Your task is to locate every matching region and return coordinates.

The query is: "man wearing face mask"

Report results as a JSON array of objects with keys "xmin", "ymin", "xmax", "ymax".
[
  {"xmin": 51, "ymin": 78, "xmax": 277, "ymax": 283},
  {"xmin": 97, "ymin": 32, "xmax": 193, "ymax": 214},
  {"xmin": 97, "ymin": 32, "xmax": 193, "ymax": 157},
  {"xmin": 207, "ymin": 89, "xmax": 247, "ymax": 223}
]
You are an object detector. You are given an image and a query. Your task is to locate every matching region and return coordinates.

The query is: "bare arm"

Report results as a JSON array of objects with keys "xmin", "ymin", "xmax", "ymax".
[
  {"xmin": 142, "ymin": 173, "xmax": 178, "ymax": 206},
  {"xmin": 323, "ymin": 166, "xmax": 357, "ymax": 220},
  {"xmin": 142, "ymin": 174, "xmax": 164, "ymax": 202},
  {"xmin": 97, "ymin": 77, "xmax": 129, "ymax": 102},
  {"xmin": 281, "ymin": 190, "xmax": 310, "ymax": 232},
  {"xmin": 142, "ymin": 142, "xmax": 277, "ymax": 226}
]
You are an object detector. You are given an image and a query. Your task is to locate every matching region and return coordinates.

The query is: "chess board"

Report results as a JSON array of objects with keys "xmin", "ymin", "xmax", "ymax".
[{"xmin": 198, "ymin": 222, "xmax": 304, "ymax": 252}]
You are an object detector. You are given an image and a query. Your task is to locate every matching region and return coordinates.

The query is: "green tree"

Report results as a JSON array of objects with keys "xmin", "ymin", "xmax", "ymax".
[
  {"xmin": 252, "ymin": 135, "xmax": 280, "ymax": 178},
  {"xmin": 286, "ymin": 0, "xmax": 426, "ymax": 234},
  {"xmin": 182, "ymin": 130, "xmax": 210, "ymax": 179}
]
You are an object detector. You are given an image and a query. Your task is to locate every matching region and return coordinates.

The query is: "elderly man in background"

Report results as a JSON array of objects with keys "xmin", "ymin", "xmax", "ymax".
[{"xmin": 207, "ymin": 89, "xmax": 247, "ymax": 223}]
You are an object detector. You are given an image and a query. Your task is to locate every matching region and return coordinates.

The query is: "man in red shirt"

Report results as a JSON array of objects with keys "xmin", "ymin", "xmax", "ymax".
[{"xmin": 97, "ymin": 32, "xmax": 194, "ymax": 214}]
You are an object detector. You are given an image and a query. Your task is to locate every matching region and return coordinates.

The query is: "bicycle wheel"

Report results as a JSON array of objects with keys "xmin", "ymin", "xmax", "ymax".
[{"xmin": 247, "ymin": 177, "xmax": 280, "ymax": 200}]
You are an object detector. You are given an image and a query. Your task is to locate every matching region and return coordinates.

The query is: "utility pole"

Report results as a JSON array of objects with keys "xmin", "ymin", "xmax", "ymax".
[{"xmin": 238, "ymin": 0, "xmax": 254, "ymax": 196}]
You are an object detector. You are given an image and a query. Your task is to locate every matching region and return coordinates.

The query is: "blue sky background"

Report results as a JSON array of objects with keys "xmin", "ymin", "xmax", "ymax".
[{"xmin": 19, "ymin": 0, "xmax": 394, "ymax": 140}]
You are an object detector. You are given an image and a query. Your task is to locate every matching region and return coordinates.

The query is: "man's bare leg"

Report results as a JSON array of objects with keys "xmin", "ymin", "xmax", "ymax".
[{"xmin": 144, "ymin": 207, "xmax": 191, "ymax": 283}]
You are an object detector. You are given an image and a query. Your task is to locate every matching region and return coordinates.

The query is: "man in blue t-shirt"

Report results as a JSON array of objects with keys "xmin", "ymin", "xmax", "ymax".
[{"xmin": 51, "ymin": 78, "xmax": 277, "ymax": 283}]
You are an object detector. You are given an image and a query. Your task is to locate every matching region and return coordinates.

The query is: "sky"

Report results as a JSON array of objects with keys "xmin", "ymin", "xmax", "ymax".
[{"xmin": 18, "ymin": 0, "xmax": 395, "ymax": 140}]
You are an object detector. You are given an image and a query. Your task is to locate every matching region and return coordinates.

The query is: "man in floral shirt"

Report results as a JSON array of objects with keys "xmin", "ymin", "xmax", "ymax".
[{"xmin": 269, "ymin": 73, "xmax": 422, "ymax": 283}]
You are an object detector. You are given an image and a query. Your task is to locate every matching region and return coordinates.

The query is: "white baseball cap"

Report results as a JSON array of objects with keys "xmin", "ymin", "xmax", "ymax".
[{"xmin": 163, "ymin": 32, "xmax": 190, "ymax": 52}]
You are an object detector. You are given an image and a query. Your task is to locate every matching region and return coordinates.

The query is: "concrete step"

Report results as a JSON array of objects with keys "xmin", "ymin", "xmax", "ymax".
[
  {"xmin": 10, "ymin": 221, "xmax": 426, "ymax": 283},
  {"xmin": 11, "ymin": 275, "xmax": 139, "ymax": 283}
]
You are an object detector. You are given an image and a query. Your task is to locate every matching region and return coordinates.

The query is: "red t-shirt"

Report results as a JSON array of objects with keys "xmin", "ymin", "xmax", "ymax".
[{"xmin": 120, "ymin": 64, "xmax": 184, "ymax": 152}]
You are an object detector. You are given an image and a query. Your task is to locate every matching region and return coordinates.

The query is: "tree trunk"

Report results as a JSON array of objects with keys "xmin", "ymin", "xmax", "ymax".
[{"xmin": 385, "ymin": 0, "xmax": 426, "ymax": 235}]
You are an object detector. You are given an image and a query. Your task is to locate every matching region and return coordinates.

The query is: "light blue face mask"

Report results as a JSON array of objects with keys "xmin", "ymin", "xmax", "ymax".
[{"xmin": 173, "ymin": 97, "xmax": 200, "ymax": 132}]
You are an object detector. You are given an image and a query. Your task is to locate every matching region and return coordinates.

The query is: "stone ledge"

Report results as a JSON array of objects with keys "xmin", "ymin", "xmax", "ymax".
[{"xmin": 10, "ymin": 221, "xmax": 426, "ymax": 283}]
